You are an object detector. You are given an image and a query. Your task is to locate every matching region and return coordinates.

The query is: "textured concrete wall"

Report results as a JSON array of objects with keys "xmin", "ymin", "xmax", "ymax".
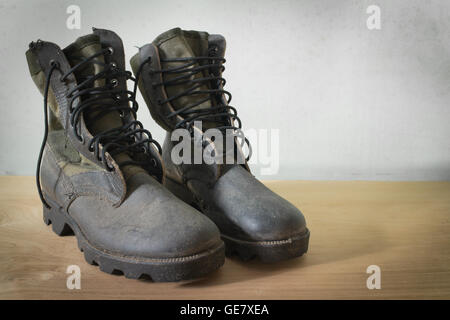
[{"xmin": 0, "ymin": 0, "xmax": 449, "ymax": 180}]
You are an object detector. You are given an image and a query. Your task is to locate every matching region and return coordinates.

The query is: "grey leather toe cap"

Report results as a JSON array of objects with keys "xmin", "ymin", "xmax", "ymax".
[
  {"xmin": 68, "ymin": 173, "xmax": 222, "ymax": 259},
  {"xmin": 208, "ymin": 165, "xmax": 307, "ymax": 242}
]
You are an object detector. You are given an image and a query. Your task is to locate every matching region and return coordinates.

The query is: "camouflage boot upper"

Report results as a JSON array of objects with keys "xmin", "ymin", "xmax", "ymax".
[
  {"xmin": 26, "ymin": 28, "xmax": 224, "ymax": 281},
  {"xmin": 131, "ymin": 28, "xmax": 310, "ymax": 262}
]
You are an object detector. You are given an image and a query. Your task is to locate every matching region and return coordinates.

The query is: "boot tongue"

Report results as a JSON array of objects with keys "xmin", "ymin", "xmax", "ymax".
[
  {"xmin": 153, "ymin": 28, "xmax": 217, "ymax": 128},
  {"xmin": 64, "ymin": 34, "xmax": 105, "ymax": 93},
  {"xmin": 65, "ymin": 34, "xmax": 146, "ymax": 178},
  {"xmin": 64, "ymin": 34, "xmax": 123, "ymax": 135}
]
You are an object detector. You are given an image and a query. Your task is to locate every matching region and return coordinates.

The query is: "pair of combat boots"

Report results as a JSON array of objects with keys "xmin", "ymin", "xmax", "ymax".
[{"xmin": 26, "ymin": 28, "xmax": 310, "ymax": 282}]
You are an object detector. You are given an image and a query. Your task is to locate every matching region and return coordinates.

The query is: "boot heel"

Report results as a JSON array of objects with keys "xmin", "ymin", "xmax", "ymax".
[
  {"xmin": 43, "ymin": 203, "xmax": 74, "ymax": 236},
  {"xmin": 164, "ymin": 177, "xmax": 196, "ymax": 205}
]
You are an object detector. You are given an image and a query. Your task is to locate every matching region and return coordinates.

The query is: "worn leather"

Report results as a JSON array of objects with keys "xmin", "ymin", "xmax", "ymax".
[
  {"xmin": 132, "ymin": 29, "xmax": 308, "ymax": 242},
  {"xmin": 40, "ymin": 142, "xmax": 220, "ymax": 258},
  {"xmin": 40, "ymin": 135, "xmax": 121, "ymax": 211},
  {"xmin": 28, "ymin": 39, "xmax": 127, "ymax": 205},
  {"xmin": 69, "ymin": 171, "xmax": 221, "ymax": 259},
  {"xmin": 193, "ymin": 165, "xmax": 307, "ymax": 241},
  {"xmin": 162, "ymin": 131, "xmax": 306, "ymax": 241},
  {"xmin": 29, "ymin": 29, "xmax": 223, "ymax": 259}
]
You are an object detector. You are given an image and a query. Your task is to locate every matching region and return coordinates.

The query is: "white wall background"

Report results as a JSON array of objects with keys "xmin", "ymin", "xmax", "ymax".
[{"xmin": 0, "ymin": 0, "xmax": 449, "ymax": 180}]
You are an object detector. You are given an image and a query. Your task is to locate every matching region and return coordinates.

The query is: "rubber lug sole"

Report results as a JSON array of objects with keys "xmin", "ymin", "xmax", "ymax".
[
  {"xmin": 222, "ymin": 229, "xmax": 310, "ymax": 263},
  {"xmin": 43, "ymin": 204, "xmax": 225, "ymax": 282}
]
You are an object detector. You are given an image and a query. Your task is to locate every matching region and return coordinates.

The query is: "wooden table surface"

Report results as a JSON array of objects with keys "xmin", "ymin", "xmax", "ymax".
[{"xmin": 0, "ymin": 176, "xmax": 449, "ymax": 299}]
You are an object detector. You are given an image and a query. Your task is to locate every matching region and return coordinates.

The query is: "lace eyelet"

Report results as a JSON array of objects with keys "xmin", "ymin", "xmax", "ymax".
[
  {"xmin": 49, "ymin": 60, "xmax": 59, "ymax": 68},
  {"xmin": 208, "ymin": 46, "xmax": 218, "ymax": 57},
  {"xmin": 77, "ymin": 134, "xmax": 84, "ymax": 143},
  {"xmin": 110, "ymin": 79, "xmax": 118, "ymax": 87},
  {"xmin": 150, "ymin": 158, "xmax": 157, "ymax": 167},
  {"xmin": 110, "ymin": 62, "xmax": 117, "ymax": 69},
  {"xmin": 119, "ymin": 110, "xmax": 125, "ymax": 118},
  {"xmin": 107, "ymin": 47, "xmax": 114, "ymax": 55}
]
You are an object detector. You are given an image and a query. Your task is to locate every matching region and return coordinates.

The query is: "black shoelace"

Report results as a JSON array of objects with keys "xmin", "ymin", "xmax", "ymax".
[
  {"xmin": 134, "ymin": 47, "xmax": 251, "ymax": 160},
  {"xmin": 38, "ymin": 47, "xmax": 161, "ymax": 209}
]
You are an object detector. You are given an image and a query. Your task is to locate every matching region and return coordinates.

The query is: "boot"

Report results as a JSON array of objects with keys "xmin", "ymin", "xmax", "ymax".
[
  {"xmin": 131, "ymin": 28, "xmax": 310, "ymax": 262},
  {"xmin": 26, "ymin": 28, "xmax": 224, "ymax": 281}
]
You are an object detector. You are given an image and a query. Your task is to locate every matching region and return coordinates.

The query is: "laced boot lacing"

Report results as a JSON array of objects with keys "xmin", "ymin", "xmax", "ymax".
[
  {"xmin": 134, "ymin": 46, "xmax": 252, "ymax": 160},
  {"xmin": 38, "ymin": 46, "xmax": 161, "ymax": 209}
]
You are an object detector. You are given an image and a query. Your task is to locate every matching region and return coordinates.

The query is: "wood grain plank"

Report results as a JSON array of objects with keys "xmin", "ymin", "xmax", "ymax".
[{"xmin": 0, "ymin": 176, "xmax": 449, "ymax": 299}]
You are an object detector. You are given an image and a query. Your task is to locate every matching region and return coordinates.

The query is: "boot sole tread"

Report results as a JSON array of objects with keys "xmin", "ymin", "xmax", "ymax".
[
  {"xmin": 222, "ymin": 230, "xmax": 310, "ymax": 263},
  {"xmin": 43, "ymin": 203, "xmax": 225, "ymax": 282}
]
